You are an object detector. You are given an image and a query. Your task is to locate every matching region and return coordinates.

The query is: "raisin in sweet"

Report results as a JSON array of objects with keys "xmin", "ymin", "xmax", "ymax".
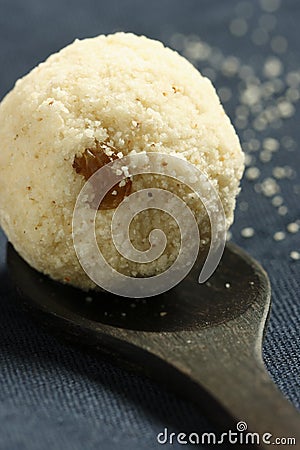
[{"xmin": 73, "ymin": 141, "xmax": 132, "ymax": 210}]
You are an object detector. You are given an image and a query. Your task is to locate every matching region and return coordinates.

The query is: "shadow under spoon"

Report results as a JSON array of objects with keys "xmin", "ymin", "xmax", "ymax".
[{"xmin": 7, "ymin": 242, "xmax": 300, "ymax": 449}]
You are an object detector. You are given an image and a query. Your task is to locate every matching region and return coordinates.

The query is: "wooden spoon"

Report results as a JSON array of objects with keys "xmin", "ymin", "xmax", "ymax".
[{"xmin": 7, "ymin": 242, "xmax": 300, "ymax": 449}]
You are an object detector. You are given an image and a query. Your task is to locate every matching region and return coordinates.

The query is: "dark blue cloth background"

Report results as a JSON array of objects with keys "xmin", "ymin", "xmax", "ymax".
[{"xmin": 0, "ymin": 0, "xmax": 299, "ymax": 449}]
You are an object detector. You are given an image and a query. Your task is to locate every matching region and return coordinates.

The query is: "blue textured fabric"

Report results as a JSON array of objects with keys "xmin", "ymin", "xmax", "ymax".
[{"xmin": 0, "ymin": 1, "xmax": 299, "ymax": 449}]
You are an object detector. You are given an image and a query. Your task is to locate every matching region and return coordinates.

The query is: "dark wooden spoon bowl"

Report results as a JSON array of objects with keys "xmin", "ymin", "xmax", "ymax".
[{"xmin": 7, "ymin": 242, "xmax": 300, "ymax": 449}]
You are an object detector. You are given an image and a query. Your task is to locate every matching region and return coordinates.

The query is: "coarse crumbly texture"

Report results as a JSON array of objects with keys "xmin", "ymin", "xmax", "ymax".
[{"xmin": 0, "ymin": 32, "xmax": 244, "ymax": 290}]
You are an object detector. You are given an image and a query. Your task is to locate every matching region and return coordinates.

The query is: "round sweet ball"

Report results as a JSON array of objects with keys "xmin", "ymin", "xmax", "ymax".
[{"xmin": 0, "ymin": 33, "xmax": 244, "ymax": 291}]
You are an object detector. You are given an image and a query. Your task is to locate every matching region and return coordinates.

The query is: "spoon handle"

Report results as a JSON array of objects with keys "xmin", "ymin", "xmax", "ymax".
[{"xmin": 165, "ymin": 350, "xmax": 300, "ymax": 449}]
